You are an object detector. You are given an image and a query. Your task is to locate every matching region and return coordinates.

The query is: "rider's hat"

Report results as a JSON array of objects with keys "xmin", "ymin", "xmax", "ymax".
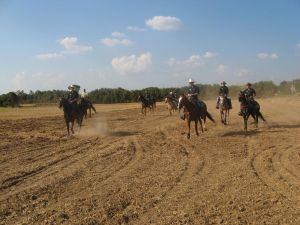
[
  {"xmin": 188, "ymin": 78, "xmax": 195, "ymax": 83},
  {"xmin": 68, "ymin": 85, "xmax": 75, "ymax": 90},
  {"xmin": 221, "ymin": 81, "xmax": 226, "ymax": 85},
  {"xmin": 246, "ymin": 82, "xmax": 252, "ymax": 86}
]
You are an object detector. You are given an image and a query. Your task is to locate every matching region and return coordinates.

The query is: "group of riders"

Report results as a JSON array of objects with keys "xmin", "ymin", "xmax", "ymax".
[
  {"xmin": 166, "ymin": 78, "xmax": 258, "ymax": 117},
  {"xmin": 65, "ymin": 79, "xmax": 258, "ymax": 118}
]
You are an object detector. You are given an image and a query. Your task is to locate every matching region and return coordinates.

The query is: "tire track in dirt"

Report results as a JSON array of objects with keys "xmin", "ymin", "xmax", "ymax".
[{"xmin": 251, "ymin": 144, "xmax": 300, "ymax": 205}]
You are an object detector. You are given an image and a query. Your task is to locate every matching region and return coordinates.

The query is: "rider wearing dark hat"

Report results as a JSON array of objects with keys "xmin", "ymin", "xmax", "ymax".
[
  {"xmin": 243, "ymin": 82, "xmax": 256, "ymax": 99},
  {"xmin": 238, "ymin": 82, "xmax": 257, "ymax": 116},
  {"xmin": 216, "ymin": 81, "xmax": 232, "ymax": 109}
]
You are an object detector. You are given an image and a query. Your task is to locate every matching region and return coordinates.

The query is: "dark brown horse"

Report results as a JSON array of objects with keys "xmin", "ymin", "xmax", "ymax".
[
  {"xmin": 80, "ymin": 98, "xmax": 96, "ymax": 119},
  {"xmin": 238, "ymin": 92, "xmax": 266, "ymax": 131},
  {"xmin": 178, "ymin": 95, "xmax": 215, "ymax": 139},
  {"xmin": 138, "ymin": 94, "xmax": 153, "ymax": 116},
  {"xmin": 218, "ymin": 94, "xmax": 230, "ymax": 125},
  {"xmin": 59, "ymin": 97, "xmax": 84, "ymax": 136}
]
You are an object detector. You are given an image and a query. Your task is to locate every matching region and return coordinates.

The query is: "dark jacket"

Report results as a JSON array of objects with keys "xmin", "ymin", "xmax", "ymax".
[
  {"xmin": 67, "ymin": 90, "xmax": 79, "ymax": 103},
  {"xmin": 243, "ymin": 88, "xmax": 256, "ymax": 99},
  {"xmin": 188, "ymin": 85, "xmax": 200, "ymax": 99},
  {"xmin": 219, "ymin": 86, "xmax": 229, "ymax": 96}
]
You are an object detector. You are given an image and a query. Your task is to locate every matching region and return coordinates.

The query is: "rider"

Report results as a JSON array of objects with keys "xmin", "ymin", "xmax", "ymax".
[
  {"xmin": 168, "ymin": 91, "xmax": 178, "ymax": 105},
  {"xmin": 80, "ymin": 88, "xmax": 96, "ymax": 113},
  {"xmin": 67, "ymin": 85, "xmax": 79, "ymax": 111},
  {"xmin": 216, "ymin": 81, "xmax": 232, "ymax": 109},
  {"xmin": 238, "ymin": 82, "xmax": 257, "ymax": 116},
  {"xmin": 80, "ymin": 88, "xmax": 88, "ymax": 99},
  {"xmin": 187, "ymin": 78, "xmax": 201, "ymax": 108}
]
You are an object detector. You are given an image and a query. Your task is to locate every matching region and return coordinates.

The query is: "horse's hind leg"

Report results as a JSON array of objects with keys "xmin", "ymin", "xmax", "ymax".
[
  {"xmin": 71, "ymin": 121, "xmax": 75, "ymax": 134},
  {"xmin": 195, "ymin": 120, "xmax": 199, "ymax": 136},
  {"xmin": 203, "ymin": 116, "xmax": 207, "ymax": 131},
  {"xmin": 89, "ymin": 108, "xmax": 92, "ymax": 118}
]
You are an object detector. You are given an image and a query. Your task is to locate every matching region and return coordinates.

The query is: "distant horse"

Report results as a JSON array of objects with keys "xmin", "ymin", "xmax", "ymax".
[
  {"xmin": 178, "ymin": 95, "xmax": 215, "ymax": 139},
  {"xmin": 218, "ymin": 94, "xmax": 230, "ymax": 125},
  {"xmin": 59, "ymin": 97, "xmax": 84, "ymax": 136},
  {"xmin": 138, "ymin": 94, "xmax": 153, "ymax": 116},
  {"xmin": 80, "ymin": 98, "xmax": 96, "ymax": 119},
  {"xmin": 238, "ymin": 92, "xmax": 266, "ymax": 131},
  {"xmin": 164, "ymin": 96, "xmax": 177, "ymax": 116}
]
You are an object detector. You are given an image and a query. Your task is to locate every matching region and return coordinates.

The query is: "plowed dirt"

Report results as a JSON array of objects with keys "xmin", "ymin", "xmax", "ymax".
[{"xmin": 0, "ymin": 97, "xmax": 299, "ymax": 225}]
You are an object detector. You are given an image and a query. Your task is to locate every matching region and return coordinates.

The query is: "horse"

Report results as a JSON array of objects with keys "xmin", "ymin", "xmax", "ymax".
[
  {"xmin": 137, "ymin": 94, "xmax": 153, "ymax": 116},
  {"xmin": 79, "ymin": 98, "xmax": 96, "ymax": 119},
  {"xmin": 218, "ymin": 94, "xmax": 230, "ymax": 125},
  {"xmin": 59, "ymin": 97, "xmax": 84, "ymax": 136},
  {"xmin": 178, "ymin": 95, "xmax": 215, "ymax": 139},
  {"xmin": 164, "ymin": 96, "xmax": 177, "ymax": 116},
  {"xmin": 238, "ymin": 92, "xmax": 266, "ymax": 131}
]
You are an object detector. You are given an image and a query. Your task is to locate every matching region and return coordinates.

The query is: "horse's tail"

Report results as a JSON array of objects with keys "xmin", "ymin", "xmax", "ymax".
[
  {"xmin": 258, "ymin": 111, "xmax": 266, "ymax": 122},
  {"xmin": 206, "ymin": 111, "xmax": 215, "ymax": 123}
]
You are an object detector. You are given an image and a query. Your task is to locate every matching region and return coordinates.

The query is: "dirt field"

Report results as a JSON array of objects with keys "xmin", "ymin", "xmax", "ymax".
[{"xmin": 0, "ymin": 97, "xmax": 299, "ymax": 225}]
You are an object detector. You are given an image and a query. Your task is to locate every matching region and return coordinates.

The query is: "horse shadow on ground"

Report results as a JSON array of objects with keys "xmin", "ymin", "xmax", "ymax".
[
  {"xmin": 221, "ymin": 130, "xmax": 260, "ymax": 137},
  {"xmin": 108, "ymin": 131, "xmax": 141, "ymax": 137}
]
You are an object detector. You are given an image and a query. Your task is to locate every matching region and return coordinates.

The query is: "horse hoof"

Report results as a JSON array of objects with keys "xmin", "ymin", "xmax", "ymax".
[{"xmin": 187, "ymin": 134, "xmax": 190, "ymax": 139}]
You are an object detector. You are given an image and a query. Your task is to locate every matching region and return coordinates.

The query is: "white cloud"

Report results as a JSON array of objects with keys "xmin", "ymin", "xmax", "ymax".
[
  {"xmin": 203, "ymin": 51, "xmax": 218, "ymax": 59},
  {"xmin": 100, "ymin": 38, "xmax": 133, "ymax": 47},
  {"xmin": 59, "ymin": 37, "xmax": 93, "ymax": 54},
  {"xmin": 216, "ymin": 64, "xmax": 228, "ymax": 74},
  {"xmin": 36, "ymin": 53, "xmax": 63, "ymax": 60},
  {"xmin": 146, "ymin": 16, "xmax": 182, "ymax": 31},
  {"xmin": 127, "ymin": 26, "xmax": 147, "ymax": 31},
  {"xmin": 112, "ymin": 52, "xmax": 152, "ymax": 75},
  {"xmin": 270, "ymin": 53, "xmax": 278, "ymax": 59},
  {"xmin": 257, "ymin": 52, "xmax": 279, "ymax": 60},
  {"xmin": 111, "ymin": 32, "xmax": 125, "ymax": 38},
  {"xmin": 168, "ymin": 55, "xmax": 205, "ymax": 68},
  {"xmin": 235, "ymin": 68, "xmax": 250, "ymax": 77}
]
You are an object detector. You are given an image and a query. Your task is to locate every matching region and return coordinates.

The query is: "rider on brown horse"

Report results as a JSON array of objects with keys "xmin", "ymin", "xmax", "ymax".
[
  {"xmin": 67, "ymin": 85, "xmax": 79, "ymax": 110},
  {"xmin": 216, "ymin": 81, "xmax": 232, "ymax": 109},
  {"xmin": 187, "ymin": 78, "xmax": 202, "ymax": 108}
]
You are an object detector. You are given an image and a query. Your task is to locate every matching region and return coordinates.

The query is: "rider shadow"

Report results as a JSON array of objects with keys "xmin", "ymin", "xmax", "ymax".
[
  {"xmin": 221, "ymin": 130, "xmax": 260, "ymax": 137},
  {"xmin": 108, "ymin": 131, "xmax": 141, "ymax": 137}
]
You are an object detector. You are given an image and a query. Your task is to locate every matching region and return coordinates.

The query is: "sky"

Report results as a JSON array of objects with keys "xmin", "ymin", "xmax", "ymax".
[{"xmin": 0, "ymin": 0, "xmax": 300, "ymax": 93}]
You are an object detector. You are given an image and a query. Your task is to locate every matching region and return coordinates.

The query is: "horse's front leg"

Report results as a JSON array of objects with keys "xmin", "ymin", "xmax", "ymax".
[
  {"xmin": 244, "ymin": 114, "xmax": 249, "ymax": 131},
  {"xmin": 187, "ymin": 119, "xmax": 191, "ymax": 139},
  {"xmin": 71, "ymin": 120, "xmax": 75, "ymax": 134},
  {"xmin": 66, "ymin": 120, "xmax": 70, "ymax": 136},
  {"xmin": 89, "ymin": 108, "xmax": 92, "ymax": 118}
]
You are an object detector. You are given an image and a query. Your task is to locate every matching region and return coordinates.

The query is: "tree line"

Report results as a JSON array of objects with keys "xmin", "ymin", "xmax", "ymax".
[{"xmin": 1, "ymin": 79, "xmax": 299, "ymax": 107}]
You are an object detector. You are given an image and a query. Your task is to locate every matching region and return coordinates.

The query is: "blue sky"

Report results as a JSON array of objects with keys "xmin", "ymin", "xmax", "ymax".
[{"xmin": 0, "ymin": 0, "xmax": 300, "ymax": 93}]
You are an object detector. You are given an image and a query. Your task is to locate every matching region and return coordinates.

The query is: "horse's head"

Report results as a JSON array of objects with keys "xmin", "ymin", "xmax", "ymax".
[
  {"xmin": 58, "ymin": 97, "xmax": 66, "ymax": 109},
  {"xmin": 238, "ymin": 91, "xmax": 246, "ymax": 103},
  {"xmin": 178, "ymin": 94, "xmax": 188, "ymax": 110}
]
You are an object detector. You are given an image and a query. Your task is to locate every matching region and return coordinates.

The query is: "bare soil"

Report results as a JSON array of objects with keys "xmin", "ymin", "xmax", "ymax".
[{"xmin": 0, "ymin": 97, "xmax": 299, "ymax": 225}]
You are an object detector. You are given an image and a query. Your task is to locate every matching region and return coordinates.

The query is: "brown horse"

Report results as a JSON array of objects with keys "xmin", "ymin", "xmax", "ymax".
[
  {"xmin": 178, "ymin": 95, "xmax": 215, "ymax": 138},
  {"xmin": 218, "ymin": 94, "xmax": 230, "ymax": 125},
  {"xmin": 238, "ymin": 92, "xmax": 266, "ymax": 131},
  {"xmin": 138, "ymin": 94, "xmax": 153, "ymax": 116},
  {"xmin": 59, "ymin": 97, "xmax": 84, "ymax": 136},
  {"xmin": 164, "ymin": 96, "xmax": 177, "ymax": 116}
]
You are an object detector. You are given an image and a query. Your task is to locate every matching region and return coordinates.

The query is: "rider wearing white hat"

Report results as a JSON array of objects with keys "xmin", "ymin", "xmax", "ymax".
[{"xmin": 187, "ymin": 78, "xmax": 200, "ymax": 106}]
